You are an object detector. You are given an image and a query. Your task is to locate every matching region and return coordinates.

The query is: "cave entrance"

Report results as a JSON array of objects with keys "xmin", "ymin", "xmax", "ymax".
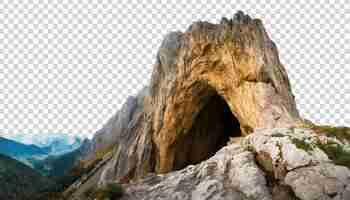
[{"xmin": 173, "ymin": 92, "xmax": 242, "ymax": 170}]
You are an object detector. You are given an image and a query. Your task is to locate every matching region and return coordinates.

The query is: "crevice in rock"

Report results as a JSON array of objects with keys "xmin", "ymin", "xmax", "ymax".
[
  {"xmin": 254, "ymin": 153, "xmax": 300, "ymax": 200},
  {"xmin": 173, "ymin": 92, "xmax": 242, "ymax": 170}
]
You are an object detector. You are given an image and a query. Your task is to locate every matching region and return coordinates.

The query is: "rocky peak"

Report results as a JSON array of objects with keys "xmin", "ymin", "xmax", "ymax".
[
  {"xmin": 66, "ymin": 11, "xmax": 350, "ymax": 200},
  {"xmin": 96, "ymin": 11, "xmax": 304, "ymax": 179},
  {"xmin": 148, "ymin": 11, "xmax": 302, "ymax": 173}
]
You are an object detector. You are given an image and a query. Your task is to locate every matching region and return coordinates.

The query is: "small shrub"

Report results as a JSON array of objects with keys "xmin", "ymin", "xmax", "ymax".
[{"xmin": 95, "ymin": 183, "xmax": 124, "ymax": 200}]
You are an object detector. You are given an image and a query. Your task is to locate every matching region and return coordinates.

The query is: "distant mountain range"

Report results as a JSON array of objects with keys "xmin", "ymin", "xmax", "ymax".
[
  {"xmin": 31, "ymin": 147, "xmax": 82, "ymax": 178},
  {"xmin": 0, "ymin": 136, "xmax": 48, "ymax": 158},
  {"xmin": 0, "ymin": 134, "xmax": 84, "ymax": 175},
  {"xmin": 2, "ymin": 133, "xmax": 83, "ymax": 155},
  {"xmin": 0, "ymin": 153, "xmax": 57, "ymax": 200},
  {"xmin": 0, "ymin": 132, "xmax": 94, "ymax": 199}
]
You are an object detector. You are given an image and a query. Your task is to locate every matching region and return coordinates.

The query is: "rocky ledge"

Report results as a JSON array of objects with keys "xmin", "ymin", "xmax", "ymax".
[{"xmin": 120, "ymin": 128, "xmax": 350, "ymax": 200}]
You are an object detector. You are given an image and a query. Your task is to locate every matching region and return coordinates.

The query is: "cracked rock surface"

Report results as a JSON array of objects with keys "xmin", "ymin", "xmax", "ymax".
[
  {"xmin": 120, "ymin": 128, "xmax": 350, "ymax": 200},
  {"xmin": 121, "ymin": 144, "xmax": 271, "ymax": 200}
]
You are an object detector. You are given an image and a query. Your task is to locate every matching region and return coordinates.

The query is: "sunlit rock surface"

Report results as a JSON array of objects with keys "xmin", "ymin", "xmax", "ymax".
[
  {"xmin": 120, "ymin": 128, "xmax": 350, "ymax": 200},
  {"xmin": 66, "ymin": 11, "xmax": 350, "ymax": 200}
]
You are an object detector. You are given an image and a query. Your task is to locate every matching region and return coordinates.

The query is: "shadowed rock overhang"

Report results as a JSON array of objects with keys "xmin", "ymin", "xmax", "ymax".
[{"xmin": 98, "ymin": 11, "xmax": 303, "ymax": 185}]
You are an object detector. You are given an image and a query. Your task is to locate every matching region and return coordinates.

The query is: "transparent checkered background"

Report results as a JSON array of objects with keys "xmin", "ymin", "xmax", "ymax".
[{"xmin": 1, "ymin": 0, "xmax": 350, "ymax": 138}]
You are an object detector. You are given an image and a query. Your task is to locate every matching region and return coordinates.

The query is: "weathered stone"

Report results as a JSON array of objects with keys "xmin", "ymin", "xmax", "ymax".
[
  {"xmin": 83, "ymin": 91, "xmax": 141, "ymax": 162},
  {"xmin": 243, "ymin": 128, "xmax": 350, "ymax": 200},
  {"xmin": 285, "ymin": 163, "xmax": 350, "ymax": 200},
  {"xmin": 148, "ymin": 12, "xmax": 303, "ymax": 173},
  {"xmin": 243, "ymin": 128, "xmax": 330, "ymax": 172},
  {"xmin": 120, "ymin": 144, "xmax": 271, "ymax": 200},
  {"xmin": 97, "ymin": 86, "xmax": 152, "ymax": 185},
  {"xmin": 65, "ymin": 11, "xmax": 350, "ymax": 200},
  {"xmin": 96, "ymin": 11, "xmax": 304, "ymax": 180},
  {"xmin": 116, "ymin": 128, "xmax": 350, "ymax": 200}
]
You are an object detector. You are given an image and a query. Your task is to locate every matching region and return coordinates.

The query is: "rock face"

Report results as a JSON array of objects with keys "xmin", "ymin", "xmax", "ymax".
[
  {"xmin": 83, "ymin": 87, "xmax": 147, "ymax": 161},
  {"xmin": 149, "ymin": 11, "xmax": 303, "ymax": 173},
  {"xmin": 69, "ymin": 11, "xmax": 350, "ymax": 200},
  {"xmin": 120, "ymin": 128, "xmax": 350, "ymax": 200},
  {"xmin": 94, "ymin": 11, "xmax": 304, "ymax": 184},
  {"xmin": 244, "ymin": 128, "xmax": 350, "ymax": 200},
  {"xmin": 121, "ymin": 144, "xmax": 271, "ymax": 200}
]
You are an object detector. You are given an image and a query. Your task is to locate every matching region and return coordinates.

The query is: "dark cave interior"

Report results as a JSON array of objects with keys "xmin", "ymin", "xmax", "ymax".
[{"xmin": 174, "ymin": 93, "xmax": 242, "ymax": 170}]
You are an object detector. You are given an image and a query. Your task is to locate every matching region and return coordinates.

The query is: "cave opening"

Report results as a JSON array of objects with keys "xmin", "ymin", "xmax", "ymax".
[{"xmin": 173, "ymin": 93, "xmax": 242, "ymax": 170}]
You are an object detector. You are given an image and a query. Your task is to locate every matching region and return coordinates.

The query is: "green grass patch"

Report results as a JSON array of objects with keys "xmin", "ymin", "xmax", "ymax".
[
  {"xmin": 316, "ymin": 126, "xmax": 350, "ymax": 142},
  {"xmin": 95, "ymin": 183, "xmax": 124, "ymax": 200},
  {"xmin": 291, "ymin": 137, "xmax": 314, "ymax": 153},
  {"xmin": 301, "ymin": 122, "xmax": 350, "ymax": 142},
  {"xmin": 317, "ymin": 141, "xmax": 350, "ymax": 168}
]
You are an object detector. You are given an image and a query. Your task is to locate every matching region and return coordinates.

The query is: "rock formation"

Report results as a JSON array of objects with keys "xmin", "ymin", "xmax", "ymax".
[
  {"xmin": 148, "ymin": 11, "xmax": 303, "ymax": 173},
  {"xmin": 120, "ymin": 128, "xmax": 350, "ymax": 200},
  {"xmin": 83, "ymin": 91, "xmax": 144, "ymax": 161},
  {"xmin": 98, "ymin": 11, "xmax": 304, "ymax": 182},
  {"xmin": 66, "ymin": 11, "xmax": 350, "ymax": 200}
]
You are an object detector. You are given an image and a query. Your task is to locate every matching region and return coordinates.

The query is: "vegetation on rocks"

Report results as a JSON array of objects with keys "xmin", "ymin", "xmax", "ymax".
[
  {"xmin": 317, "ymin": 141, "xmax": 350, "ymax": 168},
  {"xmin": 32, "ymin": 147, "xmax": 113, "ymax": 200},
  {"xmin": 284, "ymin": 127, "xmax": 350, "ymax": 169},
  {"xmin": 291, "ymin": 137, "xmax": 314, "ymax": 152},
  {"xmin": 94, "ymin": 183, "xmax": 124, "ymax": 200},
  {"xmin": 301, "ymin": 121, "xmax": 350, "ymax": 142},
  {"xmin": 81, "ymin": 145, "xmax": 115, "ymax": 170},
  {"xmin": 0, "ymin": 153, "xmax": 57, "ymax": 200}
]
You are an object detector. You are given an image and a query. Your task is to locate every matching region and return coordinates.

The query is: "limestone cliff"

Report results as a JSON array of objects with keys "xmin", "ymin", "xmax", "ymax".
[
  {"xmin": 148, "ymin": 11, "xmax": 302, "ymax": 173},
  {"xmin": 66, "ymin": 11, "xmax": 350, "ymax": 200},
  {"xmin": 98, "ymin": 11, "xmax": 303, "ymax": 181}
]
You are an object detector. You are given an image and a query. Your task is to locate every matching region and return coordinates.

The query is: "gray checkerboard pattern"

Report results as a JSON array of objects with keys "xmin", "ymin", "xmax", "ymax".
[{"xmin": 1, "ymin": 0, "xmax": 350, "ymax": 138}]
